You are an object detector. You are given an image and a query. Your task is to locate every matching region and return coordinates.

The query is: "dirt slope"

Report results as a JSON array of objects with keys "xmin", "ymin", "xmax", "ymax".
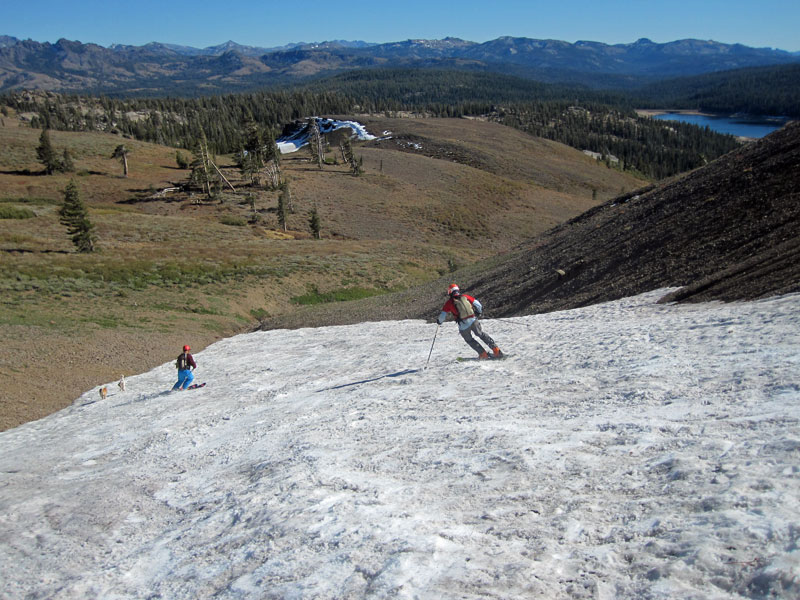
[
  {"xmin": 475, "ymin": 120, "xmax": 800, "ymax": 315},
  {"xmin": 262, "ymin": 121, "xmax": 799, "ymax": 329}
]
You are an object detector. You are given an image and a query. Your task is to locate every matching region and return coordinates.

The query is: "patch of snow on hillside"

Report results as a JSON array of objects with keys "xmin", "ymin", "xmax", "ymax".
[
  {"xmin": 276, "ymin": 117, "xmax": 377, "ymax": 154},
  {"xmin": 1, "ymin": 290, "xmax": 799, "ymax": 599}
]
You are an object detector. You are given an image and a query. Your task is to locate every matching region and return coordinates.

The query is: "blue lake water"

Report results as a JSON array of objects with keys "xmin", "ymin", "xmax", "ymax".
[{"xmin": 651, "ymin": 113, "xmax": 790, "ymax": 138}]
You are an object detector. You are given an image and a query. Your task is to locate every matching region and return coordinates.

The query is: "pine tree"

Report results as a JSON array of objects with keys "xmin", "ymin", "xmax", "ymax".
[
  {"xmin": 263, "ymin": 127, "xmax": 281, "ymax": 166},
  {"xmin": 36, "ymin": 129, "xmax": 59, "ymax": 175},
  {"xmin": 189, "ymin": 132, "xmax": 213, "ymax": 199},
  {"xmin": 340, "ymin": 137, "xmax": 363, "ymax": 176},
  {"xmin": 263, "ymin": 127, "xmax": 282, "ymax": 189},
  {"xmin": 246, "ymin": 193, "xmax": 260, "ymax": 224},
  {"xmin": 61, "ymin": 148, "xmax": 75, "ymax": 173},
  {"xmin": 309, "ymin": 204, "xmax": 321, "ymax": 239},
  {"xmin": 239, "ymin": 151, "xmax": 260, "ymax": 187},
  {"xmin": 58, "ymin": 180, "xmax": 96, "ymax": 252},
  {"xmin": 241, "ymin": 119, "xmax": 264, "ymax": 186},
  {"xmin": 277, "ymin": 183, "xmax": 290, "ymax": 232},
  {"xmin": 307, "ymin": 118, "xmax": 324, "ymax": 169},
  {"xmin": 111, "ymin": 144, "xmax": 130, "ymax": 177}
]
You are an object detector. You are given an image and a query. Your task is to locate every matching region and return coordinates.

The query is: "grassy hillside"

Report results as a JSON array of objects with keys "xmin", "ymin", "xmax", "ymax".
[{"xmin": 0, "ymin": 113, "xmax": 647, "ymax": 430}]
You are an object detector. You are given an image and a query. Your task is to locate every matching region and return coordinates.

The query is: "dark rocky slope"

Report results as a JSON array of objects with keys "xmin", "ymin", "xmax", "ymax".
[{"xmin": 262, "ymin": 121, "xmax": 800, "ymax": 330}]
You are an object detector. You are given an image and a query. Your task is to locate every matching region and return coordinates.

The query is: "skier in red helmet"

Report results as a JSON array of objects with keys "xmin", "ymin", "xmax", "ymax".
[
  {"xmin": 437, "ymin": 284, "xmax": 503, "ymax": 359},
  {"xmin": 172, "ymin": 344, "xmax": 197, "ymax": 391}
]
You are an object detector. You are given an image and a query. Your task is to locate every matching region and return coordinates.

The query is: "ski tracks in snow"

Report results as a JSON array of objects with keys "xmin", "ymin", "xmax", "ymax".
[{"xmin": 1, "ymin": 290, "xmax": 799, "ymax": 598}]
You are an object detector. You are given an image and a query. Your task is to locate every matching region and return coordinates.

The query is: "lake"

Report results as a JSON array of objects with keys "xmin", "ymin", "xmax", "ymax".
[{"xmin": 651, "ymin": 113, "xmax": 790, "ymax": 138}]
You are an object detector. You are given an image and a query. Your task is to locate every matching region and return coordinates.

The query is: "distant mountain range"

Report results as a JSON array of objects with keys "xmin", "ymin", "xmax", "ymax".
[
  {"xmin": 107, "ymin": 39, "xmax": 377, "ymax": 57},
  {"xmin": 1, "ymin": 34, "xmax": 798, "ymax": 96}
]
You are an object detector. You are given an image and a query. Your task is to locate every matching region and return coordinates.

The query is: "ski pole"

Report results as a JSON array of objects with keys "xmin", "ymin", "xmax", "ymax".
[
  {"xmin": 424, "ymin": 324, "xmax": 440, "ymax": 369},
  {"xmin": 493, "ymin": 317, "xmax": 533, "ymax": 327}
]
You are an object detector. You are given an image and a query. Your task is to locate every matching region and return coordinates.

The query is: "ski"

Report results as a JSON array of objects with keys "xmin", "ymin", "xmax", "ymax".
[
  {"xmin": 186, "ymin": 383, "xmax": 206, "ymax": 390},
  {"xmin": 456, "ymin": 354, "xmax": 509, "ymax": 362}
]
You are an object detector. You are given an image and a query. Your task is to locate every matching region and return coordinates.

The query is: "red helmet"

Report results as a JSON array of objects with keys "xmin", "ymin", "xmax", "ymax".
[
  {"xmin": 183, "ymin": 345, "xmax": 191, "ymax": 352},
  {"xmin": 447, "ymin": 283, "xmax": 460, "ymax": 297}
]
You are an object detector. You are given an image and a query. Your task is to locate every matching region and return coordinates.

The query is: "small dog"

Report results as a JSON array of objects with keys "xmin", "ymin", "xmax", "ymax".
[
  {"xmin": 118, "ymin": 375, "xmax": 126, "ymax": 392},
  {"xmin": 99, "ymin": 386, "xmax": 108, "ymax": 400}
]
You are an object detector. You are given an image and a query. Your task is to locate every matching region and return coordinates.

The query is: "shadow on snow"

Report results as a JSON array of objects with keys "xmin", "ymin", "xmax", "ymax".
[{"xmin": 316, "ymin": 369, "xmax": 420, "ymax": 392}]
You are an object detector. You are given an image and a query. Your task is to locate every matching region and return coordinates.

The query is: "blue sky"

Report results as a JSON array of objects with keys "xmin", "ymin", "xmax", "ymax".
[{"xmin": 5, "ymin": 0, "xmax": 799, "ymax": 52}]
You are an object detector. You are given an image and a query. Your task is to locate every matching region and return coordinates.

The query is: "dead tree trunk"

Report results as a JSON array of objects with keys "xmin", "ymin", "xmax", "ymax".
[{"xmin": 208, "ymin": 158, "xmax": 236, "ymax": 192}]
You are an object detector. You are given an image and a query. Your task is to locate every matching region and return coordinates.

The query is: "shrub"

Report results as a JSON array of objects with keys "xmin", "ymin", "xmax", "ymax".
[
  {"xmin": 176, "ymin": 150, "xmax": 190, "ymax": 169},
  {"xmin": 0, "ymin": 197, "xmax": 59, "ymax": 206},
  {"xmin": 250, "ymin": 307, "xmax": 270, "ymax": 320},
  {"xmin": 220, "ymin": 215, "xmax": 247, "ymax": 227},
  {"xmin": 0, "ymin": 206, "xmax": 36, "ymax": 219},
  {"xmin": 290, "ymin": 286, "xmax": 385, "ymax": 305}
]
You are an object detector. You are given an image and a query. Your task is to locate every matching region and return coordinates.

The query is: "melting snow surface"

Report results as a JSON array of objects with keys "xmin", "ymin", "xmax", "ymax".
[
  {"xmin": 276, "ymin": 118, "xmax": 377, "ymax": 154},
  {"xmin": 1, "ymin": 289, "xmax": 799, "ymax": 598}
]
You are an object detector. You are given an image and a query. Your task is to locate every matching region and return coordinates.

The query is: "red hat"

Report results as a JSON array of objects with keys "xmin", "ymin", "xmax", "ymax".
[
  {"xmin": 183, "ymin": 345, "xmax": 191, "ymax": 351},
  {"xmin": 448, "ymin": 283, "xmax": 460, "ymax": 296}
]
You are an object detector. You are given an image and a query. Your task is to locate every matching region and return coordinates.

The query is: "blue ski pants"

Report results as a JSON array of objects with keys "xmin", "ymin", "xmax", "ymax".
[{"xmin": 173, "ymin": 369, "xmax": 194, "ymax": 390}]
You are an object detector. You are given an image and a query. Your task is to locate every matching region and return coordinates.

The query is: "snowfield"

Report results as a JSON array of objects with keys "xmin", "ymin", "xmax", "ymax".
[
  {"xmin": 1, "ymin": 289, "xmax": 798, "ymax": 599},
  {"xmin": 276, "ymin": 118, "xmax": 377, "ymax": 154}
]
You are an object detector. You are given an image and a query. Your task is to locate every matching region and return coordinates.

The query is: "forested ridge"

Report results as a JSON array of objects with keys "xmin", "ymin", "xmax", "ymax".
[
  {"xmin": 636, "ymin": 64, "xmax": 800, "ymax": 117},
  {"xmin": 1, "ymin": 69, "xmax": 745, "ymax": 179}
]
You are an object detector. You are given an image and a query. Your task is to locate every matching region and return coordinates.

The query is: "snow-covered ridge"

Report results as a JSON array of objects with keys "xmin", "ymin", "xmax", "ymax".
[
  {"xmin": 276, "ymin": 117, "xmax": 377, "ymax": 154},
  {"xmin": 1, "ymin": 290, "xmax": 799, "ymax": 598}
]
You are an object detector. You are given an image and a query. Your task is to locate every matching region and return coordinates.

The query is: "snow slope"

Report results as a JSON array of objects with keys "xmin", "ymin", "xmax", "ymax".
[
  {"xmin": 1, "ymin": 290, "xmax": 798, "ymax": 599},
  {"xmin": 276, "ymin": 118, "xmax": 377, "ymax": 154}
]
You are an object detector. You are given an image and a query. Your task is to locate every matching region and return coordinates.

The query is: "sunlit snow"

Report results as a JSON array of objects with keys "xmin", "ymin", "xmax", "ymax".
[
  {"xmin": 276, "ymin": 118, "xmax": 377, "ymax": 154},
  {"xmin": 1, "ymin": 290, "xmax": 799, "ymax": 598}
]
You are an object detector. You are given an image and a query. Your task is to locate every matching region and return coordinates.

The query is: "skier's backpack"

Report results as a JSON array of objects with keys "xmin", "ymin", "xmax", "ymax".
[{"xmin": 453, "ymin": 295, "xmax": 475, "ymax": 321}]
